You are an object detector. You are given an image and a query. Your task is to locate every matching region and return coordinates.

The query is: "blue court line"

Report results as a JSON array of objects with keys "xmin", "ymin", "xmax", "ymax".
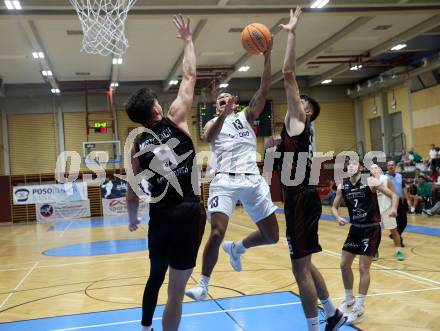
[
  {"xmin": 48, "ymin": 216, "xmax": 149, "ymax": 231},
  {"xmin": 42, "ymin": 239, "xmax": 148, "ymax": 257},
  {"xmin": 276, "ymin": 209, "xmax": 440, "ymax": 237},
  {"xmin": 0, "ymin": 292, "xmax": 357, "ymax": 331}
]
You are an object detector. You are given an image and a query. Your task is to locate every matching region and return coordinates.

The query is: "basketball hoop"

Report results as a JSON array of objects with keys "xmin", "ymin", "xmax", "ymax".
[{"xmin": 69, "ymin": 0, "xmax": 137, "ymax": 57}]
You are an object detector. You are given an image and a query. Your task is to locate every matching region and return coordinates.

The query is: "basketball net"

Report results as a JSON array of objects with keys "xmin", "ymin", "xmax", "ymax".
[{"xmin": 69, "ymin": 0, "xmax": 137, "ymax": 57}]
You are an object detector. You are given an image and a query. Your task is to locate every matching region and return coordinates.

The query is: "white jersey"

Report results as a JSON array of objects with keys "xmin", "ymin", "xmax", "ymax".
[
  {"xmin": 377, "ymin": 174, "xmax": 398, "ymax": 229},
  {"xmin": 377, "ymin": 174, "xmax": 392, "ymax": 214},
  {"xmin": 209, "ymin": 111, "xmax": 259, "ymax": 174}
]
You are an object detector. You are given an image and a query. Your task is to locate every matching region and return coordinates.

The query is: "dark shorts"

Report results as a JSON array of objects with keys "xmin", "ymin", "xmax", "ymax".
[
  {"xmin": 343, "ymin": 224, "xmax": 381, "ymax": 256},
  {"xmin": 148, "ymin": 198, "xmax": 206, "ymax": 270},
  {"xmin": 284, "ymin": 187, "xmax": 322, "ymax": 259}
]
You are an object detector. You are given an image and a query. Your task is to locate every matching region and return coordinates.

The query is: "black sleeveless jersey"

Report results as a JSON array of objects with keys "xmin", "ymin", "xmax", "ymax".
[
  {"xmin": 277, "ymin": 120, "xmax": 314, "ymax": 191},
  {"xmin": 341, "ymin": 178, "xmax": 381, "ymax": 225},
  {"xmin": 135, "ymin": 117, "xmax": 198, "ymax": 203}
]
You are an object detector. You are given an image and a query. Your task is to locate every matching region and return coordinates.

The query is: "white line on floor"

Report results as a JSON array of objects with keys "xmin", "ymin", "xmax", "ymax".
[
  {"xmin": 229, "ymin": 221, "xmax": 440, "ymax": 288},
  {"xmin": 0, "ymin": 256, "xmax": 146, "ymax": 273},
  {"xmin": 49, "ymin": 286, "xmax": 440, "ymax": 331},
  {"xmin": 0, "ymin": 261, "xmax": 39, "ymax": 311},
  {"xmin": 58, "ymin": 222, "xmax": 73, "ymax": 238}
]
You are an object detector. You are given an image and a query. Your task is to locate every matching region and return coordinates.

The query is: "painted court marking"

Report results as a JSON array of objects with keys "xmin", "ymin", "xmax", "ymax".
[
  {"xmin": 0, "ymin": 261, "xmax": 39, "ymax": 310},
  {"xmin": 58, "ymin": 222, "xmax": 73, "ymax": 238},
  {"xmin": 46, "ymin": 286, "xmax": 440, "ymax": 331},
  {"xmin": 229, "ymin": 221, "xmax": 440, "ymax": 288}
]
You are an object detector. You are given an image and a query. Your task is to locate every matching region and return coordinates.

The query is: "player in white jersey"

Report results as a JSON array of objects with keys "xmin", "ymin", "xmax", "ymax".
[
  {"xmin": 185, "ymin": 39, "xmax": 279, "ymax": 302},
  {"xmin": 370, "ymin": 164, "xmax": 406, "ymax": 261}
]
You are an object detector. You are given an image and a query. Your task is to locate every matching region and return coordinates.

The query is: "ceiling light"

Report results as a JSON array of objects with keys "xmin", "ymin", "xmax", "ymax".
[
  {"xmin": 110, "ymin": 82, "xmax": 119, "ymax": 88},
  {"xmin": 321, "ymin": 79, "xmax": 332, "ymax": 85},
  {"xmin": 51, "ymin": 88, "xmax": 60, "ymax": 94},
  {"xmin": 32, "ymin": 51, "xmax": 45, "ymax": 59},
  {"xmin": 311, "ymin": 0, "xmax": 329, "ymax": 9},
  {"xmin": 238, "ymin": 66, "xmax": 250, "ymax": 72},
  {"xmin": 350, "ymin": 64, "xmax": 363, "ymax": 71},
  {"xmin": 219, "ymin": 83, "xmax": 229, "ymax": 88},
  {"xmin": 41, "ymin": 70, "xmax": 53, "ymax": 77},
  {"xmin": 4, "ymin": 1, "xmax": 13, "ymax": 9},
  {"xmin": 168, "ymin": 80, "xmax": 179, "ymax": 86},
  {"xmin": 12, "ymin": 1, "xmax": 21, "ymax": 9},
  {"xmin": 391, "ymin": 44, "xmax": 407, "ymax": 51},
  {"xmin": 112, "ymin": 58, "xmax": 123, "ymax": 64}
]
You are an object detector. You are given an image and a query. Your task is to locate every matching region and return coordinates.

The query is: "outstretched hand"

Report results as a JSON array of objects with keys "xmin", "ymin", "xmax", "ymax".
[
  {"xmin": 173, "ymin": 14, "xmax": 192, "ymax": 42},
  {"xmin": 279, "ymin": 6, "xmax": 302, "ymax": 33}
]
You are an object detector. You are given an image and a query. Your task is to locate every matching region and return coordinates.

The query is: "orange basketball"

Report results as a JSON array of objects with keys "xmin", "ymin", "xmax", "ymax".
[{"xmin": 241, "ymin": 23, "xmax": 272, "ymax": 54}]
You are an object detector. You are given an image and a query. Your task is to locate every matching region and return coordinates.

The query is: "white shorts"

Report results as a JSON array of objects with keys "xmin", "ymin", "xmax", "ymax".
[
  {"xmin": 381, "ymin": 213, "xmax": 397, "ymax": 230},
  {"xmin": 207, "ymin": 173, "xmax": 278, "ymax": 223}
]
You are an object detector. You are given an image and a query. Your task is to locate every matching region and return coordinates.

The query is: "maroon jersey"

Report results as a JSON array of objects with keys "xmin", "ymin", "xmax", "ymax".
[
  {"xmin": 277, "ymin": 120, "xmax": 314, "ymax": 191},
  {"xmin": 341, "ymin": 178, "xmax": 381, "ymax": 225}
]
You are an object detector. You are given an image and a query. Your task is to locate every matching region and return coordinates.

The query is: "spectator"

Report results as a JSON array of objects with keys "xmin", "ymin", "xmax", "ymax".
[
  {"xmin": 407, "ymin": 168, "xmax": 421, "ymax": 198},
  {"xmin": 409, "ymin": 147, "xmax": 423, "ymax": 163},
  {"xmin": 429, "ymin": 144, "xmax": 437, "ymax": 163},
  {"xmin": 408, "ymin": 173, "xmax": 432, "ymax": 213},
  {"xmin": 429, "ymin": 145, "xmax": 440, "ymax": 172},
  {"xmin": 386, "ymin": 160, "xmax": 408, "ymax": 247},
  {"xmin": 400, "ymin": 149, "xmax": 414, "ymax": 169},
  {"xmin": 422, "ymin": 200, "xmax": 440, "ymax": 217},
  {"xmin": 431, "ymin": 166, "xmax": 440, "ymax": 183}
]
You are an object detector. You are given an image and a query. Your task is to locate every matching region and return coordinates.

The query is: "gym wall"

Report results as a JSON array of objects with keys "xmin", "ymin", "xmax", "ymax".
[
  {"xmin": 314, "ymin": 101, "xmax": 356, "ymax": 154},
  {"xmin": 361, "ymin": 93, "xmax": 382, "ymax": 153},
  {"xmin": 412, "ymin": 84, "xmax": 440, "ymax": 158},
  {"xmin": 8, "ymin": 113, "xmax": 58, "ymax": 175}
]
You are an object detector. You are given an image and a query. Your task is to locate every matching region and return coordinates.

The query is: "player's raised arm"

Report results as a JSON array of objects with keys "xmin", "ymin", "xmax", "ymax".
[
  {"xmin": 280, "ymin": 7, "xmax": 306, "ymax": 136},
  {"xmin": 245, "ymin": 38, "xmax": 273, "ymax": 123},
  {"xmin": 168, "ymin": 14, "xmax": 197, "ymax": 129}
]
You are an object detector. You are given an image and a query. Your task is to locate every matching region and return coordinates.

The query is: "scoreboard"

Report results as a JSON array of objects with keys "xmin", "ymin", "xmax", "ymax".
[{"xmin": 198, "ymin": 100, "xmax": 273, "ymax": 138}]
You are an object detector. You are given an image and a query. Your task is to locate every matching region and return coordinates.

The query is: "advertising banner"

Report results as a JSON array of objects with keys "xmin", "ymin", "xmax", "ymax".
[
  {"xmin": 102, "ymin": 197, "xmax": 149, "ymax": 217},
  {"xmin": 13, "ymin": 182, "xmax": 88, "ymax": 205},
  {"xmin": 36, "ymin": 200, "xmax": 91, "ymax": 223}
]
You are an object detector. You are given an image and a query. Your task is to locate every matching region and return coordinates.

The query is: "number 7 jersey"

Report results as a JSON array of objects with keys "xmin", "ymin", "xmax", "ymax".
[
  {"xmin": 209, "ymin": 111, "xmax": 260, "ymax": 174},
  {"xmin": 341, "ymin": 177, "xmax": 381, "ymax": 225}
]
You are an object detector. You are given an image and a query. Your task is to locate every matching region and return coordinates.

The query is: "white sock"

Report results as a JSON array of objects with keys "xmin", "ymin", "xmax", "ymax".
[
  {"xmin": 321, "ymin": 297, "xmax": 336, "ymax": 318},
  {"xmin": 306, "ymin": 317, "xmax": 320, "ymax": 331},
  {"xmin": 233, "ymin": 240, "xmax": 246, "ymax": 254},
  {"xmin": 396, "ymin": 247, "xmax": 401, "ymax": 253},
  {"xmin": 345, "ymin": 289, "xmax": 354, "ymax": 300},
  {"xmin": 199, "ymin": 275, "xmax": 210, "ymax": 287},
  {"xmin": 141, "ymin": 326, "xmax": 152, "ymax": 331},
  {"xmin": 356, "ymin": 294, "xmax": 366, "ymax": 307}
]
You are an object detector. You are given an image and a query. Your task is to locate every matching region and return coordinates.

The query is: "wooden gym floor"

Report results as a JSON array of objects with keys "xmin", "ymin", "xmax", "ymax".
[{"xmin": 0, "ymin": 203, "xmax": 439, "ymax": 330}]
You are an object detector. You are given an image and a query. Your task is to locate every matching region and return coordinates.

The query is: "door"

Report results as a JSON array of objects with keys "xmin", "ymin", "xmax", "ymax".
[
  {"xmin": 390, "ymin": 112, "xmax": 404, "ymax": 157},
  {"xmin": 369, "ymin": 117, "xmax": 383, "ymax": 152}
]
